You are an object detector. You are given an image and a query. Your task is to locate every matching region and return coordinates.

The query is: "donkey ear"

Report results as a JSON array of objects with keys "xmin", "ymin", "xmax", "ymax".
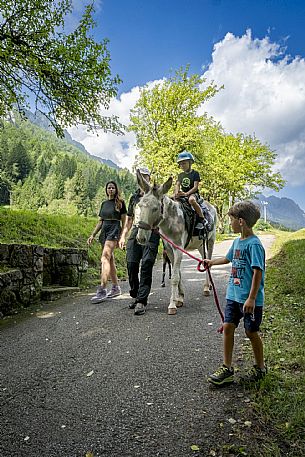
[
  {"xmin": 136, "ymin": 169, "xmax": 151, "ymax": 193},
  {"xmin": 159, "ymin": 177, "xmax": 173, "ymax": 196}
]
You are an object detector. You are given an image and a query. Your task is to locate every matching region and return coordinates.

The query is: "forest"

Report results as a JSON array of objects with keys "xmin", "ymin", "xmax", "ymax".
[{"xmin": 0, "ymin": 116, "xmax": 137, "ymax": 216}]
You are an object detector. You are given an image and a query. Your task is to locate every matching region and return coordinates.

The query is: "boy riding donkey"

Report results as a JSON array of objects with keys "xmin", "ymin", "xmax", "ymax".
[{"xmin": 174, "ymin": 150, "xmax": 212, "ymax": 233}]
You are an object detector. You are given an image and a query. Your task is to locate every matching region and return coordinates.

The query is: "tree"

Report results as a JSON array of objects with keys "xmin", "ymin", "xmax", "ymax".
[
  {"xmin": 5, "ymin": 142, "xmax": 32, "ymax": 182},
  {"xmin": 64, "ymin": 167, "xmax": 91, "ymax": 216},
  {"xmin": 196, "ymin": 125, "xmax": 285, "ymax": 230},
  {"xmin": 129, "ymin": 67, "xmax": 220, "ymax": 179},
  {"xmin": 0, "ymin": 0, "xmax": 122, "ymax": 136},
  {"xmin": 130, "ymin": 67, "xmax": 285, "ymax": 227},
  {"xmin": 0, "ymin": 172, "xmax": 11, "ymax": 204},
  {"xmin": 11, "ymin": 175, "xmax": 46, "ymax": 209}
]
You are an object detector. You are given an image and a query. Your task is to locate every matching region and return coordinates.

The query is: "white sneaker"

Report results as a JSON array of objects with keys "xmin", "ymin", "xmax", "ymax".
[{"xmin": 107, "ymin": 285, "xmax": 121, "ymax": 298}]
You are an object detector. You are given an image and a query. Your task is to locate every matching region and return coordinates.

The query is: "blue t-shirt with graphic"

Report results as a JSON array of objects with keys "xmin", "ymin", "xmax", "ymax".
[{"xmin": 225, "ymin": 235, "xmax": 265, "ymax": 306}]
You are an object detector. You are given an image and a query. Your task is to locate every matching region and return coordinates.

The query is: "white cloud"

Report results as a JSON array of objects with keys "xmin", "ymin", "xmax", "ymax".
[
  {"xmin": 68, "ymin": 86, "xmax": 140, "ymax": 169},
  {"xmin": 69, "ymin": 30, "xmax": 305, "ymax": 190},
  {"xmin": 201, "ymin": 30, "xmax": 305, "ymax": 187},
  {"xmin": 68, "ymin": 80, "xmax": 164, "ymax": 170}
]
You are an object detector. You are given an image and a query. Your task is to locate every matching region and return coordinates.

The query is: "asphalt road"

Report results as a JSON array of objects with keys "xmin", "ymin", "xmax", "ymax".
[{"xmin": 0, "ymin": 235, "xmax": 274, "ymax": 457}]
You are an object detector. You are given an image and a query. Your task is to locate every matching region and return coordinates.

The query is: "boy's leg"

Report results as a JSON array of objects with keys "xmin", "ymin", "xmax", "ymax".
[
  {"xmin": 243, "ymin": 307, "xmax": 265, "ymax": 369},
  {"xmin": 245, "ymin": 330, "xmax": 264, "ymax": 369},
  {"xmin": 189, "ymin": 195, "xmax": 207, "ymax": 229},
  {"xmin": 223, "ymin": 323, "xmax": 236, "ymax": 368},
  {"xmin": 189, "ymin": 195, "xmax": 204, "ymax": 219},
  {"xmin": 208, "ymin": 301, "xmax": 241, "ymax": 386},
  {"xmin": 240, "ymin": 308, "xmax": 267, "ymax": 383}
]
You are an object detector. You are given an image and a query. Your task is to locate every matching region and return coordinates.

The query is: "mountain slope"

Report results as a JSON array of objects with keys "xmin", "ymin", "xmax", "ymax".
[
  {"xmin": 24, "ymin": 110, "xmax": 120, "ymax": 169},
  {"xmin": 256, "ymin": 194, "xmax": 305, "ymax": 230}
]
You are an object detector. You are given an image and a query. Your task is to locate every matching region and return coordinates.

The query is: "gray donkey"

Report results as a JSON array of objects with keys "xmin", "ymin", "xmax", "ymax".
[{"xmin": 136, "ymin": 170, "xmax": 217, "ymax": 315}]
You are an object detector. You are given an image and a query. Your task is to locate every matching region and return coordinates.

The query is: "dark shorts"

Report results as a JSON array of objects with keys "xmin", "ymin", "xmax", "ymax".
[
  {"xmin": 99, "ymin": 220, "xmax": 121, "ymax": 245},
  {"xmin": 224, "ymin": 299, "xmax": 263, "ymax": 332},
  {"xmin": 189, "ymin": 192, "xmax": 201, "ymax": 204}
]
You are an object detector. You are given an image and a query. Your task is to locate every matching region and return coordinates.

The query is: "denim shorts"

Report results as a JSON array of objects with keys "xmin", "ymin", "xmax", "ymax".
[{"xmin": 224, "ymin": 299, "xmax": 263, "ymax": 332}]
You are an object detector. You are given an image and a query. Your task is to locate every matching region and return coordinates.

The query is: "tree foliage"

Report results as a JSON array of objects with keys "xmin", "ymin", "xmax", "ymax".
[
  {"xmin": 197, "ymin": 124, "xmax": 285, "ymax": 228},
  {"xmin": 130, "ymin": 67, "xmax": 220, "ymax": 177},
  {"xmin": 0, "ymin": 0, "xmax": 122, "ymax": 136},
  {"xmin": 129, "ymin": 67, "xmax": 285, "ymax": 226}
]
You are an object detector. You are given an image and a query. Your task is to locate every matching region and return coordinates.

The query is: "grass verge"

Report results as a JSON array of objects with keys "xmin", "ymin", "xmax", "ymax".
[{"xmin": 240, "ymin": 229, "xmax": 305, "ymax": 456}]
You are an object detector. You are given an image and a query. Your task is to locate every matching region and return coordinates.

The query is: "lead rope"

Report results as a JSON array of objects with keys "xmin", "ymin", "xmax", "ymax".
[{"xmin": 158, "ymin": 231, "xmax": 224, "ymax": 333}]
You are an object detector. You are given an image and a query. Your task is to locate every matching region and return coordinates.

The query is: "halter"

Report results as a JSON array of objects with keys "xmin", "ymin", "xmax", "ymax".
[
  {"xmin": 137, "ymin": 198, "xmax": 164, "ymax": 231},
  {"xmin": 137, "ymin": 217, "xmax": 162, "ymax": 231}
]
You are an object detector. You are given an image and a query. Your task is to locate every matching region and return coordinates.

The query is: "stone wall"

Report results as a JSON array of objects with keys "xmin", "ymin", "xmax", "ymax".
[
  {"xmin": 43, "ymin": 247, "xmax": 88, "ymax": 287},
  {"xmin": 0, "ymin": 243, "xmax": 88, "ymax": 316}
]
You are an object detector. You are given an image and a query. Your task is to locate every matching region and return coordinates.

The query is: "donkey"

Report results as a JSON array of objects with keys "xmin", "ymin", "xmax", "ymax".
[{"xmin": 136, "ymin": 170, "xmax": 217, "ymax": 315}]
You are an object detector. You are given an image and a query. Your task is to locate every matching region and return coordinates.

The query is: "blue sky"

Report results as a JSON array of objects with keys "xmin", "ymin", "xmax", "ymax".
[
  {"xmin": 69, "ymin": 0, "xmax": 305, "ymax": 211},
  {"xmin": 97, "ymin": 0, "xmax": 305, "ymax": 93}
]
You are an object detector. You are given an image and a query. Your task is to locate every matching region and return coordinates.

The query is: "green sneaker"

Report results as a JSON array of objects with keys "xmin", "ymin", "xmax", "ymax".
[
  {"xmin": 208, "ymin": 365, "xmax": 234, "ymax": 386},
  {"xmin": 240, "ymin": 365, "xmax": 267, "ymax": 384}
]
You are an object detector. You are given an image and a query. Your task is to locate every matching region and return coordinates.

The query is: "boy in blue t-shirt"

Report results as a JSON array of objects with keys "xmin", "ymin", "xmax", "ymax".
[{"xmin": 204, "ymin": 201, "xmax": 267, "ymax": 386}]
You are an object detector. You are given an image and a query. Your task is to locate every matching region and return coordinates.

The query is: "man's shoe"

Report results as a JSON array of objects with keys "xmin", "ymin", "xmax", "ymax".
[
  {"xmin": 240, "ymin": 365, "xmax": 267, "ymax": 384},
  {"xmin": 129, "ymin": 299, "xmax": 137, "ymax": 309},
  {"xmin": 107, "ymin": 285, "xmax": 121, "ymax": 298},
  {"xmin": 208, "ymin": 365, "xmax": 234, "ymax": 386},
  {"xmin": 91, "ymin": 286, "xmax": 107, "ymax": 304},
  {"xmin": 134, "ymin": 303, "xmax": 146, "ymax": 315},
  {"xmin": 161, "ymin": 281, "xmax": 165, "ymax": 287}
]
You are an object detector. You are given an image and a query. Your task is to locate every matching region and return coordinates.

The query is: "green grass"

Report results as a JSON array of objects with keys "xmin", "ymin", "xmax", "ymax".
[
  {"xmin": 244, "ymin": 229, "xmax": 305, "ymax": 456},
  {"xmin": 0, "ymin": 207, "xmax": 127, "ymax": 286},
  {"xmin": 0, "ymin": 206, "xmax": 97, "ymax": 248}
]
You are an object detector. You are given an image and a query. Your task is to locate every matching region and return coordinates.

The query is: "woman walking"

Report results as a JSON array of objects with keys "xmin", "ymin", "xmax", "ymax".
[{"xmin": 88, "ymin": 181, "xmax": 127, "ymax": 303}]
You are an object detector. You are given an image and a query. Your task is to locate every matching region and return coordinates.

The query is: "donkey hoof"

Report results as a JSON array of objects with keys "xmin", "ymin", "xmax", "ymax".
[
  {"xmin": 161, "ymin": 282, "xmax": 165, "ymax": 288},
  {"xmin": 176, "ymin": 301, "xmax": 184, "ymax": 308},
  {"xmin": 168, "ymin": 308, "xmax": 177, "ymax": 315}
]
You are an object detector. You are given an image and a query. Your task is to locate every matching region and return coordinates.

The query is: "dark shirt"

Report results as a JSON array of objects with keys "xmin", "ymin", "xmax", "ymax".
[
  {"xmin": 177, "ymin": 169, "xmax": 201, "ymax": 193},
  {"xmin": 99, "ymin": 199, "xmax": 127, "ymax": 221},
  {"xmin": 127, "ymin": 189, "xmax": 142, "ymax": 218}
]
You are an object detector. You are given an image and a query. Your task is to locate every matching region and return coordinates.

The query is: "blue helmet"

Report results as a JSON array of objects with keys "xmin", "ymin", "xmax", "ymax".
[{"xmin": 177, "ymin": 151, "xmax": 194, "ymax": 163}]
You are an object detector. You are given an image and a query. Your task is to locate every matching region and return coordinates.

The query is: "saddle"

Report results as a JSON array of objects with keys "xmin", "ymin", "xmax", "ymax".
[
  {"xmin": 178, "ymin": 197, "xmax": 214, "ymax": 247},
  {"xmin": 199, "ymin": 198, "xmax": 214, "ymax": 232}
]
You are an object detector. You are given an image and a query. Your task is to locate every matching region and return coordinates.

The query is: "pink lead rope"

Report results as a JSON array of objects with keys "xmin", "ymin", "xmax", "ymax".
[{"xmin": 159, "ymin": 231, "xmax": 224, "ymax": 333}]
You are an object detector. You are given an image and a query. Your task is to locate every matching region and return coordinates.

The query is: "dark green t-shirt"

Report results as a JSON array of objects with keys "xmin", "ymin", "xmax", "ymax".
[{"xmin": 98, "ymin": 199, "xmax": 127, "ymax": 221}]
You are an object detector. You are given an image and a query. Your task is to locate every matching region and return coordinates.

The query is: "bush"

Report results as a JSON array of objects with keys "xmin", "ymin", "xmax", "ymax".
[{"xmin": 255, "ymin": 219, "xmax": 273, "ymax": 231}]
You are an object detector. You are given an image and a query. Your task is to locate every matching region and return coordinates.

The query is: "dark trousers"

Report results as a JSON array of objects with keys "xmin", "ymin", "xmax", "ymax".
[{"xmin": 126, "ymin": 228, "xmax": 160, "ymax": 305}]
